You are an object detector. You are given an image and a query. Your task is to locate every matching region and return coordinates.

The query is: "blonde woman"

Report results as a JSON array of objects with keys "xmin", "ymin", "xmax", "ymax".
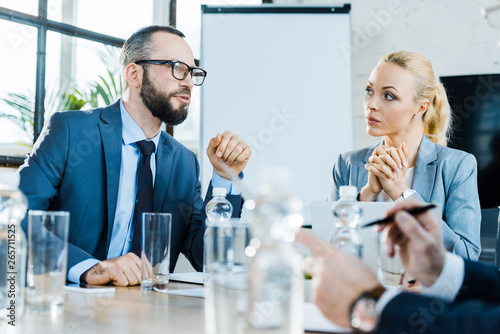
[{"xmin": 331, "ymin": 51, "xmax": 480, "ymax": 260}]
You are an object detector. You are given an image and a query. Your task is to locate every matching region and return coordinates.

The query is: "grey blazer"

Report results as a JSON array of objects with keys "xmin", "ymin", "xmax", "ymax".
[{"xmin": 331, "ymin": 135, "xmax": 481, "ymax": 260}]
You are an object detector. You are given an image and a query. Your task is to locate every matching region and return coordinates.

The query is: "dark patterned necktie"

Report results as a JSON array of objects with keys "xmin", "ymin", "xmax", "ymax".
[{"xmin": 131, "ymin": 140, "xmax": 155, "ymax": 256}]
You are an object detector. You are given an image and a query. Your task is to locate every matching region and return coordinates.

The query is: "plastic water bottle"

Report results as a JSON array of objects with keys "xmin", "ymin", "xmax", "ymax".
[
  {"xmin": 204, "ymin": 187, "xmax": 233, "ymax": 281},
  {"xmin": 246, "ymin": 167, "xmax": 303, "ymax": 334},
  {"xmin": 205, "ymin": 187, "xmax": 233, "ymax": 223},
  {"xmin": 0, "ymin": 171, "xmax": 28, "ymax": 324},
  {"xmin": 330, "ymin": 185, "xmax": 363, "ymax": 257}
]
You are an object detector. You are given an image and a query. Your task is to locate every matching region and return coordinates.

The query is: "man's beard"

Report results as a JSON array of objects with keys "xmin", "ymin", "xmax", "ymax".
[{"xmin": 139, "ymin": 69, "xmax": 189, "ymax": 126}]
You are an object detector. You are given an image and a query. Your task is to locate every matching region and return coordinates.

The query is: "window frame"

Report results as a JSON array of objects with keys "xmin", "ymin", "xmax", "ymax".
[{"xmin": 0, "ymin": 0, "xmax": 125, "ymax": 166}]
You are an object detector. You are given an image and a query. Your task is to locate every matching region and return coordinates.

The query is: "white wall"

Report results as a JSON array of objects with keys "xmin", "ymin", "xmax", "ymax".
[{"xmin": 274, "ymin": 0, "xmax": 500, "ymax": 149}]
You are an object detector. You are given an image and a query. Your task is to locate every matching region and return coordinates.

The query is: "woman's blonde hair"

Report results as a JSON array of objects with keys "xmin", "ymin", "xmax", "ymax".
[{"xmin": 379, "ymin": 51, "xmax": 451, "ymax": 146}]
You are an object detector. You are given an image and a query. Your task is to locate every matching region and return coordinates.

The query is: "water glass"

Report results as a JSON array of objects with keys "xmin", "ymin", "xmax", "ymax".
[
  {"xmin": 27, "ymin": 210, "xmax": 69, "ymax": 314},
  {"xmin": 205, "ymin": 219, "xmax": 251, "ymax": 334},
  {"xmin": 141, "ymin": 213, "xmax": 171, "ymax": 292},
  {"xmin": 378, "ymin": 228, "xmax": 405, "ymax": 287}
]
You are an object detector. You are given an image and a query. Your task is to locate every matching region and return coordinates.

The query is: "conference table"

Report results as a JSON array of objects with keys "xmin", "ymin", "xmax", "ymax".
[{"xmin": 1, "ymin": 281, "xmax": 334, "ymax": 334}]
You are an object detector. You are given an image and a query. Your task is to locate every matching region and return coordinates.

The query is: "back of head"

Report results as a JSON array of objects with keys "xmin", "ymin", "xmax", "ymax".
[
  {"xmin": 379, "ymin": 51, "xmax": 451, "ymax": 146},
  {"xmin": 119, "ymin": 25, "xmax": 185, "ymax": 89}
]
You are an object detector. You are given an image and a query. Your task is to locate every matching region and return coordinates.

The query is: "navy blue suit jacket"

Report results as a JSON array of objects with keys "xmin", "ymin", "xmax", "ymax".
[
  {"xmin": 378, "ymin": 260, "xmax": 500, "ymax": 333},
  {"xmin": 18, "ymin": 101, "xmax": 243, "ymax": 274}
]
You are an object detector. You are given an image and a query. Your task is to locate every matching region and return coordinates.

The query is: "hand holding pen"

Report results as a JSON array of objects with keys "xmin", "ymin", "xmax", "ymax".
[
  {"xmin": 379, "ymin": 199, "xmax": 446, "ymax": 287},
  {"xmin": 363, "ymin": 204, "xmax": 436, "ymax": 228}
]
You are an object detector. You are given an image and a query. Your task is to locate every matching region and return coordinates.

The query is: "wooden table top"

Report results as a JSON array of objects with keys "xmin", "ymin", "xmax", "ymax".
[{"xmin": 1, "ymin": 282, "xmax": 333, "ymax": 334}]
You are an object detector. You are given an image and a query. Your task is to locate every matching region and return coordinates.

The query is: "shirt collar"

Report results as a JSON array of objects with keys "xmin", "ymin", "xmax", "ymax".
[{"xmin": 120, "ymin": 99, "xmax": 161, "ymax": 151}]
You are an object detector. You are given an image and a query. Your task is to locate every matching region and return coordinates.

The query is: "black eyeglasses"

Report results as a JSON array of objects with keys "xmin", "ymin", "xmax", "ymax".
[{"xmin": 134, "ymin": 60, "xmax": 207, "ymax": 86}]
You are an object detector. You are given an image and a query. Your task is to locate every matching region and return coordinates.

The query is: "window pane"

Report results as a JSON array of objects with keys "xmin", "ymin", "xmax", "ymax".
[
  {"xmin": 0, "ymin": 0, "xmax": 38, "ymax": 16},
  {"xmin": 47, "ymin": 0, "xmax": 66, "ymax": 22},
  {"xmin": 48, "ymin": 0, "xmax": 154, "ymax": 37},
  {"xmin": 0, "ymin": 20, "xmax": 37, "ymax": 153},
  {"xmin": 47, "ymin": 0, "xmax": 82, "ymax": 23},
  {"xmin": 77, "ymin": 0, "xmax": 153, "ymax": 39},
  {"xmin": 46, "ymin": 31, "xmax": 122, "ymax": 116}
]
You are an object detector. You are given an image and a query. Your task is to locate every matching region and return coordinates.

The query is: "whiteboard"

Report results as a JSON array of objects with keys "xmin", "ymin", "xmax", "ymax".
[{"xmin": 200, "ymin": 5, "xmax": 353, "ymax": 205}]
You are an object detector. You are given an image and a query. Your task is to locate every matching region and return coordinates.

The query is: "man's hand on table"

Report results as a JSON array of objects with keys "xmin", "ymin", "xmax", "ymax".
[{"xmin": 81, "ymin": 252, "xmax": 142, "ymax": 286}]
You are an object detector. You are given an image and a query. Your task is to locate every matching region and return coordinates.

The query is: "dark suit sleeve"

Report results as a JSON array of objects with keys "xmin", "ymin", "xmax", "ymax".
[
  {"xmin": 377, "ymin": 260, "xmax": 500, "ymax": 334},
  {"xmin": 455, "ymin": 260, "xmax": 500, "ymax": 303},
  {"xmin": 179, "ymin": 172, "xmax": 205, "ymax": 272},
  {"xmin": 183, "ymin": 182, "xmax": 243, "ymax": 271},
  {"xmin": 19, "ymin": 112, "xmax": 68, "ymax": 211},
  {"xmin": 378, "ymin": 292, "xmax": 500, "ymax": 334},
  {"xmin": 180, "ymin": 167, "xmax": 244, "ymax": 272},
  {"xmin": 19, "ymin": 112, "xmax": 97, "ymax": 269}
]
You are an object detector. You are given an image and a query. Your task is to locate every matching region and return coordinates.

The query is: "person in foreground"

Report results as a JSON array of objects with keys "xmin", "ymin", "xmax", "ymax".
[
  {"xmin": 330, "ymin": 51, "xmax": 480, "ymax": 260},
  {"xmin": 18, "ymin": 25, "xmax": 251, "ymax": 286},
  {"xmin": 298, "ymin": 198, "xmax": 500, "ymax": 333}
]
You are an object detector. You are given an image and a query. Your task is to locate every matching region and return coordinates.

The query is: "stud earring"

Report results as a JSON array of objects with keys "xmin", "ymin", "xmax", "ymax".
[{"xmin": 414, "ymin": 115, "xmax": 419, "ymax": 119}]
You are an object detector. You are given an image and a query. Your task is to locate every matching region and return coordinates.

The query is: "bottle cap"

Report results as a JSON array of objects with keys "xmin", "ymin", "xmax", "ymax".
[
  {"xmin": 339, "ymin": 185, "xmax": 357, "ymax": 198},
  {"xmin": 212, "ymin": 187, "xmax": 227, "ymax": 197}
]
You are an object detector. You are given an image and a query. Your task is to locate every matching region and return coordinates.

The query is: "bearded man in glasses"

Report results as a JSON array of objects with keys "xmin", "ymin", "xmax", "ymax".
[{"xmin": 19, "ymin": 26, "xmax": 251, "ymax": 286}]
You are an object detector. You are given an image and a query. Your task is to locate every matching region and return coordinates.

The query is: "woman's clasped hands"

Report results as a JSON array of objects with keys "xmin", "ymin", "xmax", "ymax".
[{"xmin": 361, "ymin": 141, "xmax": 410, "ymax": 201}]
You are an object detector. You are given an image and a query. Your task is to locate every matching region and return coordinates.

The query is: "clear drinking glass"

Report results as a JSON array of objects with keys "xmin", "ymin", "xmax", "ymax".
[
  {"xmin": 205, "ymin": 219, "xmax": 251, "ymax": 334},
  {"xmin": 141, "ymin": 213, "xmax": 171, "ymax": 293},
  {"xmin": 378, "ymin": 228, "xmax": 405, "ymax": 287},
  {"xmin": 26, "ymin": 210, "xmax": 69, "ymax": 315}
]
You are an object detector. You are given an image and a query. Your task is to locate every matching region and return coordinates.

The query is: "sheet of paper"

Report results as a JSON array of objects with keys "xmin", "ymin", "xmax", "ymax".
[
  {"xmin": 65, "ymin": 284, "xmax": 116, "ymax": 296},
  {"xmin": 165, "ymin": 288, "xmax": 206, "ymax": 298},
  {"xmin": 303, "ymin": 303, "xmax": 351, "ymax": 333},
  {"xmin": 168, "ymin": 272, "xmax": 205, "ymax": 285}
]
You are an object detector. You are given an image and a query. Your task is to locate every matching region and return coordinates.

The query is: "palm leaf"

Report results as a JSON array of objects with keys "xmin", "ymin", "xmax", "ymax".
[
  {"xmin": 86, "ymin": 70, "xmax": 122, "ymax": 108},
  {"xmin": 1, "ymin": 45, "xmax": 122, "ymax": 144}
]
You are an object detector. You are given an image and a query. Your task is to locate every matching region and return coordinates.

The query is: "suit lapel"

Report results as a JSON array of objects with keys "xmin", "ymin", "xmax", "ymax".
[
  {"xmin": 99, "ymin": 101, "xmax": 122, "ymax": 250},
  {"xmin": 412, "ymin": 135, "xmax": 438, "ymax": 203},
  {"xmin": 153, "ymin": 133, "xmax": 173, "ymax": 211}
]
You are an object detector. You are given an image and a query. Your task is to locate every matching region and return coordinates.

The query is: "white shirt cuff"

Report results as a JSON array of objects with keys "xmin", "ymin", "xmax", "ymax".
[
  {"xmin": 67, "ymin": 259, "xmax": 101, "ymax": 283},
  {"xmin": 211, "ymin": 170, "xmax": 240, "ymax": 195},
  {"xmin": 420, "ymin": 252, "xmax": 465, "ymax": 302}
]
